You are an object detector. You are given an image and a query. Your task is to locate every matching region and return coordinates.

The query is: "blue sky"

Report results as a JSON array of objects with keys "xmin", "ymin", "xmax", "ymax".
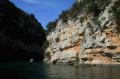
[{"xmin": 10, "ymin": 0, "xmax": 75, "ymax": 29}]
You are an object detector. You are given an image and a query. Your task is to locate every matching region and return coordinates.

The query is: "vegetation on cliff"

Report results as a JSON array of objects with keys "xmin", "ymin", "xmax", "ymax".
[
  {"xmin": 46, "ymin": 21, "xmax": 57, "ymax": 32},
  {"xmin": 110, "ymin": 0, "xmax": 120, "ymax": 33},
  {"xmin": 46, "ymin": 0, "xmax": 111, "ymax": 32},
  {"xmin": 60, "ymin": 0, "xmax": 111, "ymax": 21},
  {"xmin": 47, "ymin": 0, "xmax": 120, "ymax": 33}
]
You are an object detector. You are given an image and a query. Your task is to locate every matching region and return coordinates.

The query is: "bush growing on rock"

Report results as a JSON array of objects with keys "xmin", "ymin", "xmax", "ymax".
[{"xmin": 110, "ymin": 0, "xmax": 120, "ymax": 33}]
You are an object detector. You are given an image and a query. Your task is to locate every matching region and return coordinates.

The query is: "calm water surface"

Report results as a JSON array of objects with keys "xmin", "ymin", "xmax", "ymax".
[{"xmin": 0, "ymin": 63, "xmax": 120, "ymax": 79}]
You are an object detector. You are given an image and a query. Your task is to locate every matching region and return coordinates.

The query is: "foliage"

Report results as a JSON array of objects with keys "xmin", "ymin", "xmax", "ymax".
[
  {"xmin": 0, "ymin": 1, "xmax": 46, "ymax": 62},
  {"xmin": 46, "ymin": 21, "xmax": 57, "ymax": 32},
  {"xmin": 58, "ymin": 0, "xmax": 110, "ymax": 22},
  {"xmin": 110, "ymin": 0, "xmax": 120, "ymax": 33},
  {"xmin": 46, "ymin": 0, "xmax": 111, "ymax": 31}
]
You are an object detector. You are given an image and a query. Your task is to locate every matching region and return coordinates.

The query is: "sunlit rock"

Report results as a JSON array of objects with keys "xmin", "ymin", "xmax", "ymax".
[{"xmin": 44, "ymin": 0, "xmax": 120, "ymax": 64}]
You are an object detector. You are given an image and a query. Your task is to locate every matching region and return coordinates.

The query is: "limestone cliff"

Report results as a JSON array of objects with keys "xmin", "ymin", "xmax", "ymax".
[
  {"xmin": 0, "ymin": 0, "xmax": 46, "ymax": 62},
  {"xmin": 44, "ymin": 0, "xmax": 120, "ymax": 64}
]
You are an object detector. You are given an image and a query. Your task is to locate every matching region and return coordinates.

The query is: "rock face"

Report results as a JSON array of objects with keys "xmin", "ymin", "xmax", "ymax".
[
  {"xmin": 0, "ymin": 0, "xmax": 46, "ymax": 62},
  {"xmin": 44, "ymin": 0, "xmax": 120, "ymax": 64}
]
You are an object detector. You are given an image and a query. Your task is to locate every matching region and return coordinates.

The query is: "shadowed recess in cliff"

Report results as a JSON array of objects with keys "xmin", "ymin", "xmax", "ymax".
[{"xmin": 0, "ymin": 0, "xmax": 46, "ymax": 62}]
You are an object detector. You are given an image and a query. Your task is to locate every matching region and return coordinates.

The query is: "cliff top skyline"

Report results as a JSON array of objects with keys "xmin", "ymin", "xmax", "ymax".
[{"xmin": 10, "ymin": 0, "xmax": 75, "ymax": 29}]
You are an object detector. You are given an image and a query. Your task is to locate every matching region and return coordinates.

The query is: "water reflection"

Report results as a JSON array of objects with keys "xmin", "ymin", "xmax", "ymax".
[
  {"xmin": 0, "ymin": 63, "xmax": 120, "ymax": 79},
  {"xmin": 46, "ymin": 65, "xmax": 120, "ymax": 79}
]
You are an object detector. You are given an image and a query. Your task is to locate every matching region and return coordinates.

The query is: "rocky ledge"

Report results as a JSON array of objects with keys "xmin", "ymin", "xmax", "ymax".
[{"xmin": 44, "ymin": 0, "xmax": 120, "ymax": 65}]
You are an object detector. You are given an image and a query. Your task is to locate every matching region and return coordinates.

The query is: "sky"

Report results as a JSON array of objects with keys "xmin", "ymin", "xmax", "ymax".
[{"xmin": 10, "ymin": 0, "xmax": 75, "ymax": 29}]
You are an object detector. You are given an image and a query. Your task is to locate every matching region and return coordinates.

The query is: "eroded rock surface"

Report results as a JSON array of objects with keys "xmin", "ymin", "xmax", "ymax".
[{"xmin": 44, "ymin": 0, "xmax": 120, "ymax": 64}]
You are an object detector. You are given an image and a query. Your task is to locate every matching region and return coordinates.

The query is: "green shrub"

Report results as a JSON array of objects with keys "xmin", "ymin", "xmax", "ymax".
[
  {"xmin": 59, "ymin": 10, "xmax": 69, "ymax": 22},
  {"xmin": 58, "ymin": 0, "xmax": 110, "ymax": 22},
  {"xmin": 46, "ymin": 0, "xmax": 111, "ymax": 31},
  {"xmin": 110, "ymin": 0, "xmax": 120, "ymax": 33},
  {"xmin": 46, "ymin": 21, "xmax": 57, "ymax": 32}
]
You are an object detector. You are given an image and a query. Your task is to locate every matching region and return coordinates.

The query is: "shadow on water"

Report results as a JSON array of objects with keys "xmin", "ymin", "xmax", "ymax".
[
  {"xmin": 0, "ymin": 63, "xmax": 47, "ymax": 79},
  {"xmin": 0, "ymin": 63, "xmax": 120, "ymax": 79}
]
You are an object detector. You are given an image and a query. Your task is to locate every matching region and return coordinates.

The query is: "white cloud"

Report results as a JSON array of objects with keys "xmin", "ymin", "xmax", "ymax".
[
  {"xmin": 21, "ymin": 0, "xmax": 40, "ymax": 4},
  {"xmin": 20, "ymin": 0, "xmax": 61, "ymax": 8}
]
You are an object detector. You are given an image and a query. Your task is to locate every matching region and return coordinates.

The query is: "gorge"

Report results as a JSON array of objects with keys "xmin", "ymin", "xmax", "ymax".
[
  {"xmin": 0, "ymin": 0, "xmax": 120, "ymax": 79},
  {"xmin": 0, "ymin": 0, "xmax": 120, "ymax": 65}
]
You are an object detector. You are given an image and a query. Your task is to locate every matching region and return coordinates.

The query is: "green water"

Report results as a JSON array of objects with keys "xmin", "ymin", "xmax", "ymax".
[{"xmin": 0, "ymin": 63, "xmax": 120, "ymax": 79}]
